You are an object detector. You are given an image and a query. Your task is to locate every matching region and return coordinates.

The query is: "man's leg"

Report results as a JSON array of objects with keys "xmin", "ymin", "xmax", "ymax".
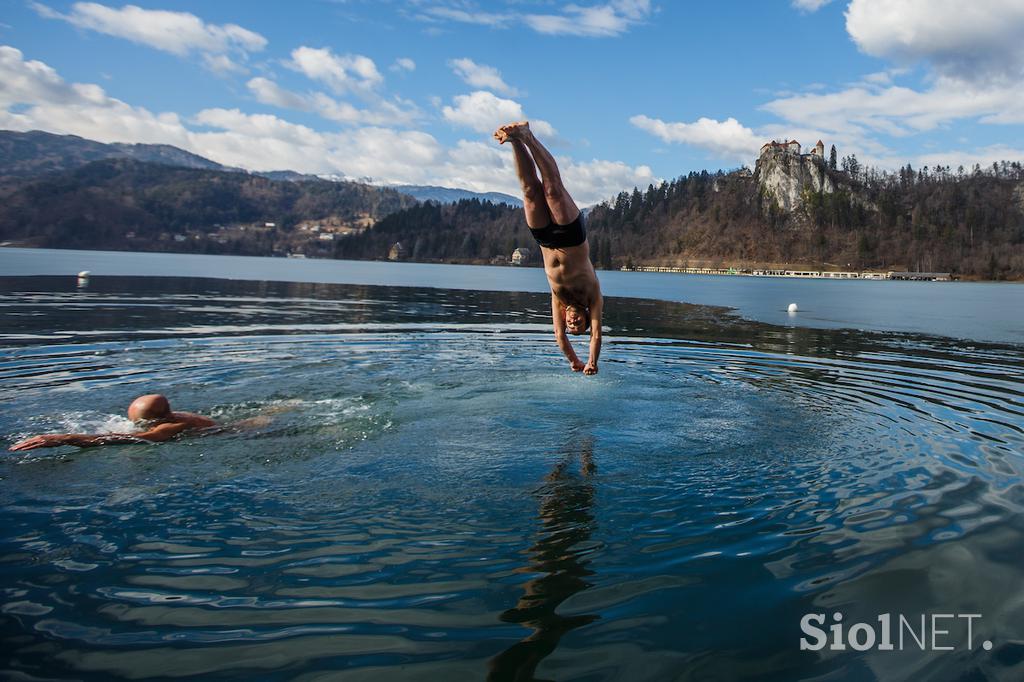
[
  {"xmin": 508, "ymin": 139, "xmax": 551, "ymax": 229},
  {"xmin": 514, "ymin": 125, "xmax": 580, "ymax": 226}
]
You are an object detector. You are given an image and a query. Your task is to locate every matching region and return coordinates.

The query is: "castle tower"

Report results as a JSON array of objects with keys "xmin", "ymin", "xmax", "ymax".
[{"xmin": 813, "ymin": 140, "xmax": 824, "ymax": 157}]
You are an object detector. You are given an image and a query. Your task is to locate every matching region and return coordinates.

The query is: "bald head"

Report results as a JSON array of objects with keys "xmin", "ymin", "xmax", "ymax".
[
  {"xmin": 128, "ymin": 394, "xmax": 171, "ymax": 422},
  {"xmin": 565, "ymin": 304, "xmax": 590, "ymax": 335}
]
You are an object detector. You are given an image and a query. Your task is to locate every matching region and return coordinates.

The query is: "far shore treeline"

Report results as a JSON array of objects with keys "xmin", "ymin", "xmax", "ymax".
[{"xmin": 1, "ymin": 130, "xmax": 1022, "ymax": 280}]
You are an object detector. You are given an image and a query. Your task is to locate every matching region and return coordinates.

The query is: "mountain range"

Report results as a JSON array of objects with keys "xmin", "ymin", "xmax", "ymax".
[
  {"xmin": 389, "ymin": 185, "xmax": 522, "ymax": 207},
  {"xmin": 0, "ymin": 130, "xmax": 518, "ymax": 205}
]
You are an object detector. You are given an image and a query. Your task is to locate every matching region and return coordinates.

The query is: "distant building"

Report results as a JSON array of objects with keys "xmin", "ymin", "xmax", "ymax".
[
  {"xmin": 760, "ymin": 138, "xmax": 833, "ymax": 164},
  {"xmin": 490, "ymin": 255, "xmax": 509, "ymax": 265},
  {"xmin": 318, "ymin": 233, "xmax": 335, "ymax": 241},
  {"xmin": 388, "ymin": 242, "xmax": 407, "ymax": 261},
  {"xmin": 265, "ymin": 222, "xmax": 276, "ymax": 228},
  {"xmin": 511, "ymin": 247, "xmax": 532, "ymax": 266},
  {"xmin": 887, "ymin": 271, "xmax": 951, "ymax": 281},
  {"xmin": 761, "ymin": 140, "xmax": 801, "ymax": 155},
  {"xmin": 173, "ymin": 234, "xmax": 187, "ymax": 242}
]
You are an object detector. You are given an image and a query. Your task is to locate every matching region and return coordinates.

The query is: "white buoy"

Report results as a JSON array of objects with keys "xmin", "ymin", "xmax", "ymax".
[
  {"xmin": 787, "ymin": 302, "xmax": 798, "ymax": 313},
  {"xmin": 78, "ymin": 270, "xmax": 90, "ymax": 279},
  {"xmin": 77, "ymin": 270, "xmax": 90, "ymax": 288}
]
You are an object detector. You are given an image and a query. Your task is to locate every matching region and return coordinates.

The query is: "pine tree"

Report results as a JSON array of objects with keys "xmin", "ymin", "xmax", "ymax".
[
  {"xmin": 599, "ymin": 236, "xmax": 613, "ymax": 270},
  {"xmin": 829, "ymin": 145, "xmax": 837, "ymax": 171}
]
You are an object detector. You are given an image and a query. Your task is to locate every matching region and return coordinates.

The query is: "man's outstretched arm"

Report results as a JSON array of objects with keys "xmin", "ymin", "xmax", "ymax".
[
  {"xmin": 552, "ymin": 295, "xmax": 585, "ymax": 372},
  {"xmin": 584, "ymin": 297, "xmax": 603, "ymax": 375},
  {"xmin": 9, "ymin": 422, "xmax": 192, "ymax": 451}
]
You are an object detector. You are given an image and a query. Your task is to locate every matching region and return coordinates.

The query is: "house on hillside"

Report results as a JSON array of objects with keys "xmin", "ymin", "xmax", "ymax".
[
  {"xmin": 388, "ymin": 242, "xmax": 407, "ymax": 261},
  {"xmin": 511, "ymin": 247, "xmax": 531, "ymax": 266}
]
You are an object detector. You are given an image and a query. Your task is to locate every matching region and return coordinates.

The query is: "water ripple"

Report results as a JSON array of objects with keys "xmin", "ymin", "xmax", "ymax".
[{"xmin": 1, "ymin": 277, "xmax": 1022, "ymax": 681}]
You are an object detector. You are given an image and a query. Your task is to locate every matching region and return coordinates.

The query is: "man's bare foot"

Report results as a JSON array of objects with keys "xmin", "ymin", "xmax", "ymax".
[
  {"xmin": 493, "ymin": 121, "xmax": 531, "ymax": 145},
  {"xmin": 501, "ymin": 121, "xmax": 532, "ymax": 142}
]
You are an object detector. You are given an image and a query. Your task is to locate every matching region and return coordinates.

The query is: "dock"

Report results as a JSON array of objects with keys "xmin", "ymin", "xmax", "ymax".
[{"xmin": 621, "ymin": 266, "xmax": 953, "ymax": 281}]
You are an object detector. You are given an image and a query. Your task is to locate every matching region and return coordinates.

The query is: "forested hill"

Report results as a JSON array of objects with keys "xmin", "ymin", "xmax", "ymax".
[
  {"xmin": 0, "ymin": 158, "xmax": 416, "ymax": 255},
  {"xmin": 1, "ymin": 127, "xmax": 1021, "ymax": 279},
  {"xmin": 340, "ymin": 161, "xmax": 1024, "ymax": 280},
  {"xmin": 335, "ymin": 200, "xmax": 532, "ymax": 262}
]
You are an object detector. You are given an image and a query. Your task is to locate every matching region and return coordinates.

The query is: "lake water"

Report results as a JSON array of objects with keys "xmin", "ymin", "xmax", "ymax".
[
  {"xmin": 0, "ymin": 254, "xmax": 1023, "ymax": 681},
  {"xmin": 1, "ymin": 247, "xmax": 1021, "ymax": 343}
]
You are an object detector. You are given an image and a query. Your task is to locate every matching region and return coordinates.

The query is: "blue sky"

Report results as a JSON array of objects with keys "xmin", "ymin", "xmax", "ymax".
[{"xmin": 2, "ymin": 0, "xmax": 1023, "ymax": 204}]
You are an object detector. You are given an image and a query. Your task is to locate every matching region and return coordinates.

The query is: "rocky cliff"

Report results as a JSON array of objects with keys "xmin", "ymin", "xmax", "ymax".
[{"xmin": 754, "ymin": 146, "xmax": 835, "ymax": 213}]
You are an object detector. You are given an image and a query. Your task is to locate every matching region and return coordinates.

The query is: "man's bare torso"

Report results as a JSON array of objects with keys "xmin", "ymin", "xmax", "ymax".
[{"xmin": 541, "ymin": 240, "xmax": 601, "ymax": 309}]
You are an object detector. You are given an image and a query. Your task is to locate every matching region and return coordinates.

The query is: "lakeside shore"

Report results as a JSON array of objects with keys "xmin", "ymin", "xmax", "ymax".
[{"xmin": 5, "ymin": 244, "xmax": 1021, "ymax": 282}]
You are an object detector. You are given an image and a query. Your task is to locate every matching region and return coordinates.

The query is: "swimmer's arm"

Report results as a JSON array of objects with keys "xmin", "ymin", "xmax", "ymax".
[
  {"xmin": 584, "ymin": 297, "xmax": 603, "ymax": 376},
  {"xmin": 172, "ymin": 412, "xmax": 217, "ymax": 429},
  {"xmin": 552, "ymin": 294, "xmax": 584, "ymax": 372},
  {"xmin": 133, "ymin": 422, "xmax": 193, "ymax": 442},
  {"xmin": 10, "ymin": 422, "xmax": 193, "ymax": 451},
  {"xmin": 9, "ymin": 432, "xmax": 149, "ymax": 451}
]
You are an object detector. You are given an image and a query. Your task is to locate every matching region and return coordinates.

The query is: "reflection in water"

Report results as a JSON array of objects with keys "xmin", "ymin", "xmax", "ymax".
[
  {"xmin": 1, "ymin": 276, "xmax": 1023, "ymax": 680},
  {"xmin": 489, "ymin": 434, "xmax": 600, "ymax": 682}
]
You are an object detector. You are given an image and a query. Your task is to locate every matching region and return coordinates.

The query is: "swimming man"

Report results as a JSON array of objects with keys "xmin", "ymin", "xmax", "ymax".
[
  {"xmin": 8, "ymin": 394, "xmax": 216, "ymax": 451},
  {"xmin": 494, "ymin": 121, "xmax": 603, "ymax": 375}
]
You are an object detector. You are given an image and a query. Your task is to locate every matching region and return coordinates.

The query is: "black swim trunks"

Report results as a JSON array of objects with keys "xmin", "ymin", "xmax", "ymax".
[{"xmin": 529, "ymin": 214, "xmax": 586, "ymax": 249}]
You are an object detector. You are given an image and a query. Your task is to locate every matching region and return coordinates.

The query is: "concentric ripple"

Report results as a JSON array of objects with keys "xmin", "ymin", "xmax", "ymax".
[{"xmin": 1, "ymin": 276, "xmax": 1022, "ymax": 681}]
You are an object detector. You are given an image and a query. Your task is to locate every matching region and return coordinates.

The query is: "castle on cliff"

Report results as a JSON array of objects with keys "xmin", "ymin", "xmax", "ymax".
[{"xmin": 759, "ymin": 139, "xmax": 826, "ymax": 160}]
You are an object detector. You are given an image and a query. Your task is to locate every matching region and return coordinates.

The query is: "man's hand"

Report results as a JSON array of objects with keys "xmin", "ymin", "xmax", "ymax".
[
  {"xmin": 570, "ymin": 359, "xmax": 586, "ymax": 372},
  {"xmin": 583, "ymin": 362, "xmax": 598, "ymax": 375},
  {"xmin": 9, "ymin": 434, "xmax": 67, "ymax": 451}
]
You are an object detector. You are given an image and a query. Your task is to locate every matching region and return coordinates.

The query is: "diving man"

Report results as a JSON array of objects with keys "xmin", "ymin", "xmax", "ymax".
[{"xmin": 494, "ymin": 121, "xmax": 603, "ymax": 375}]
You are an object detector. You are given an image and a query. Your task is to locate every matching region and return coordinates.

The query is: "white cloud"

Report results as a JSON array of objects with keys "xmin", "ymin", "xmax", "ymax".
[
  {"xmin": 202, "ymin": 53, "xmax": 245, "ymax": 75},
  {"xmin": 909, "ymin": 142, "xmax": 1024, "ymax": 168},
  {"xmin": 524, "ymin": 0, "xmax": 652, "ymax": 37},
  {"xmin": 420, "ymin": 1, "xmax": 650, "ymax": 37},
  {"xmin": 792, "ymin": 0, "xmax": 833, "ymax": 12},
  {"xmin": 0, "ymin": 45, "xmax": 649, "ymax": 204},
  {"xmin": 418, "ymin": 6, "xmax": 511, "ymax": 27},
  {"xmin": 0, "ymin": 45, "xmax": 189, "ymax": 144},
  {"xmin": 325, "ymin": 127, "xmax": 445, "ymax": 182},
  {"xmin": 630, "ymin": 114, "xmax": 762, "ymax": 162},
  {"xmin": 247, "ymin": 76, "xmax": 420, "ymax": 126},
  {"xmin": 442, "ymin": 90, "xmax": 555, "ymax": 137},
  {"xmin": 448, "ymin": 57, "xmax": 517, "ymax": 96},
  {"xmin": 32, "ymin": 2, "xmax": 266, "ymax": 72},
  {"xmin": 762, "ymin": 79, "xmax": 1024, "ymax": 135},
  {"xmin": 0, "ymin": 45, "xmax": 79, "ymax": 107},
  {"xmin": 391, "ymin": 57, "xmax": 416, "ymax": 72},
  {"xmin": 316, "ymin": 93, "xmax": 421, "ymax": 127},
  {"xmin": 247, "ymin": 76, "xmax": 307, "ymax": 110},
  {"xmin": 286, "ymin": 46, "xmax": 383, "ymax": 95},
  {"xmin": 194, "ymin": 108, "xmax": 322, "ymax": 147},
  {"xmin": 559, "ymin": 157, "xmax": 658, "ymax": 205},
  {"xmin": 845, "ymin": 0, "xmax": 1024, "ymax": 83}
]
